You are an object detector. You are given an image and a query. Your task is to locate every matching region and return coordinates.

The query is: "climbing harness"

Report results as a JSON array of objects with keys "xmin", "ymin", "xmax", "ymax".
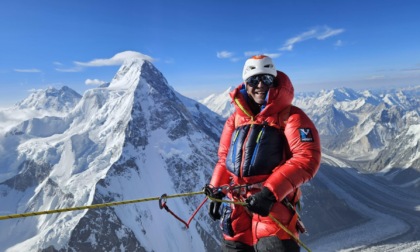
[
  {"xmin": 205, "ymin": 183, "xmax": 311, "ymax": 252},
  {"xmin": 159, "ymin": 193, "xmax": 208, "ymax": 229},
  {"xmin": 204, "ymin": 182, "xmax": 264, "ymax": 199}
]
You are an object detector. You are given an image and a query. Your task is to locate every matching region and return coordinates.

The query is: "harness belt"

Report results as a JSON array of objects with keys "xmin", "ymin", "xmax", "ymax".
[{"xmin": 214, "ymin": 182, "xmax": 307, "ymax": 234}]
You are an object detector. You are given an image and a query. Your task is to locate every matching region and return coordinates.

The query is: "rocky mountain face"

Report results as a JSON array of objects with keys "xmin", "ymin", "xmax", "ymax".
[
  {"xmin": 0, "ymin": 59, "xmax": 225, "ymax": 251},
  {"xmin": 294, "ymin": 87, "xmax": 420, "ymax": 174}
]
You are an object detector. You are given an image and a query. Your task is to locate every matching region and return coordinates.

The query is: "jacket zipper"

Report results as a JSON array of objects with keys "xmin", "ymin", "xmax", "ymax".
[
  {"xmin": 230, "ymin": 129, "xmax": 240, "ymax": 169},
  {"xmin": 250, "ymin": 126, "xmax": 265, "ymax": 166},
  {"xmin": 239, "ymin": 124, "xmax": 253, "ymax": 178},
  {"xmin": 233, "ymin": 97, "xmax": 255, "ymax": 178}
]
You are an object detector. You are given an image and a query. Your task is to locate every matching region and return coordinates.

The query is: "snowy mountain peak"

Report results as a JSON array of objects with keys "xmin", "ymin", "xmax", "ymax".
[
  {"xmin": 0, "ymin": 59, "xmax": 223, "ymax": 251},
  {"xmin": 199, "ymin": 85, "xmax": 235, "ymax": 118},
  {"xmin": 322, "ymin": 87, "xmax": 361, "ymax": 103},
  {"xmin": 108, "ymin": 58, "xmax": 172, "ymax": 99},
  {"xmin": 109, "ymin": 58, "xmax": 145, "ymax": 89},
  {"xmin": 15, "ymin": 86, "xmax": 81, "ymax": 113}
]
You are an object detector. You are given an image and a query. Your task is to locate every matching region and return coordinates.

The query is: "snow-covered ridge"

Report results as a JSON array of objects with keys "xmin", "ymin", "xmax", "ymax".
[
  {"xmin": 0, "ymin": 86, "xmax": 82, "ymax": 135},
  {"xmin": 0, "ymin": 58, "xmax": 223, "ymax": 251},
  {"xmin": 16, "ymin": 86, "xmax": 82, "ymax": 112},
  {"xmin": 199, "ymin": 86, "xmax": 235, "ymax": 118}
]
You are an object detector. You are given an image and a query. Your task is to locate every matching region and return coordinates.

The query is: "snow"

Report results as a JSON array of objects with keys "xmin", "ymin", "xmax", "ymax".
[
  {"xmin": 0, "ymin": 62, "xmax": 139, "ymax": 250},
  {"xmin": 406, "ymin": 124, "xmax": 420, "ymax": 148},
  {"xmin": 0, "ymin": 107, "xmax": 67, "ymax": 135},
  {"xmin": 199, "ymin": 86, "xmax": 234, "ymax": 118},
  {"xmin": 334, "ymin": 97, "xmax": 366, "ymax": 111},
  {"xmin": 310, "ymin": 169, "xmax": 408, "ymax": 252},
  {"xmin": 1, "ymin": 59, "xmax": 419, "ymax": 251},
  {"xmin": 0, "ymin": 58, "xmax": 220, "ymax": 251},
  {"xmin": 315, "ymin": 154, "xmax": 420, "ymax": 252}
]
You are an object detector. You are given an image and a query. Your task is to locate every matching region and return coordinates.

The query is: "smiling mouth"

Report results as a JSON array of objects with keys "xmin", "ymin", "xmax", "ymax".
[{"xmin": 255, "ymin": 91, "xmax": 267, "ymax": 96}]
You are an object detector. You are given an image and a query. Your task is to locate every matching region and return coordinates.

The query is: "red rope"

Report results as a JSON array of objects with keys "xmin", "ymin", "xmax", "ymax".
[{"xmin": 159, "ymin": 194, "xmax": 208, "ymax": 229}]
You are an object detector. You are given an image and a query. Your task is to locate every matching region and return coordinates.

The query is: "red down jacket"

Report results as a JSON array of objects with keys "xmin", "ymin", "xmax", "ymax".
[{"xmin": 209, "ymin": 71, "xmax": 321, "ymax": 245}]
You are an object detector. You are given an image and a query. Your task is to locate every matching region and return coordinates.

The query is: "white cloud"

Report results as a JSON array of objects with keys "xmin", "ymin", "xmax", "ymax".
[
  {"xmin": 244, "ymin": 51, "xmax": 261, "ymax": 57},
  {"xmin": 317, "ymin": 27, "xmax": 344, "ymax": 40},
  {"xmin": 55, "ymin": 66, "xmax": 83, "ymax": 72},
  {"xmin": 85, "ymin": 78, "xmax": 106, "ymax": 85},
  {"xmin": 264, "ymin": 53, "xmax": 282, "ymax": 58},
  {"xmin": 244, "ymin": 52, "xmax": 281, "ymax": 58},
  {"xmin": 367, "ymin": 75, "xmax": 386, "ymax": 80},
  {"xmin": 334, "ymin": 40, "xmax": 344, "ymax": 47},
  {"xmin": 163, "ymin": 58, "xmax": 175, "ymax": 64},
  {"xmin": 402, "ymin": 67, "xmax": 420, "ymax": 73},
  {"xmin": 230, "ymin": 58, "xmax": 242, "ymax": 62},
  {"xmin": 280, "ymin": 26, "xmax": 345, "ymax": 51},
  {"xmin": 75, "ymin": 51, "xmax": 154, "ymax": 67},
  {"xmin": 218, "ymin": 51, "xmax": 281, "ymax": 62},
  {"xmin": 217, "ymin": 51, "xmax": 233, "ymax": 59},
  {"xmin": 14, "ymin": 68, "xmax": 41, "ymax": 73}
]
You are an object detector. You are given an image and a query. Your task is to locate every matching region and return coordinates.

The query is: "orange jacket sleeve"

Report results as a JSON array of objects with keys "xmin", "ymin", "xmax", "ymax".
[{"xmin": 264, "ymin": 106, "xmax": 321, "ymax": 201}]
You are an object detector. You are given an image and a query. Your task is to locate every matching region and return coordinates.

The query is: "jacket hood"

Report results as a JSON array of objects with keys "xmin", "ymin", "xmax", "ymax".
[{"xmin": 230, "ymin": 71, "xmax": 294, "ymax": 118}]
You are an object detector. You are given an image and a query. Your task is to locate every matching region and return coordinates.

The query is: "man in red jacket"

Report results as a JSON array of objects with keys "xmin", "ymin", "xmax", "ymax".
[{"xmin": 206, "ymin": 55, "xmax": 321, "ymax": 252}]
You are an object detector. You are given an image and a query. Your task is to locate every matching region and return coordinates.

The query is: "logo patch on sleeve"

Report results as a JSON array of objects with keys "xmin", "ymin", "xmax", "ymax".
[{"xmin": 299, "ymin": 128, "xmax": 314, "ymax": 142}]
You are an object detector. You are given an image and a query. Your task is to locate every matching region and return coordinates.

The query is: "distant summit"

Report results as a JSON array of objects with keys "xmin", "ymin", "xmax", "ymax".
[
  {"xmin": 16, "ymin": 86, "xmax": 82, "ymax": 113},
  {"xmin": 199, "ymin": 86, "xmax": 235, "ymax": 118}
]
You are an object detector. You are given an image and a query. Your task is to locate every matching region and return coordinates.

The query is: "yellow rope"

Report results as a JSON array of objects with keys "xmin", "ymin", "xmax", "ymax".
[
  {"xmin": 0, "ymin": 191, "xmax": 204, "ymax": 221},
  {"xmin": 268, "ymin": 214, "xmax": 312, "ymax": 252},
  {"xmin": 0, "ymin": 190, "xmax": 311, "ymax": 252}
]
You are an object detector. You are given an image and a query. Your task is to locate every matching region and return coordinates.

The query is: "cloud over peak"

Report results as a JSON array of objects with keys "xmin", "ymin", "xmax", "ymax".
[
  {"xmin": 75, "ymin": 51, "xmax": 154, "ymax": 67},
  {"xmin": 281, "ymin": 26, "xmax": 345, "ymax": 51}
]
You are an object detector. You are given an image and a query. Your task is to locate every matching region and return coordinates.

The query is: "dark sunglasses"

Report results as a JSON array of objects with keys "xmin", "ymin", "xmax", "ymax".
[{"xmin": 245, "ymin": 74, "xmax": 275, "ymax": 87}]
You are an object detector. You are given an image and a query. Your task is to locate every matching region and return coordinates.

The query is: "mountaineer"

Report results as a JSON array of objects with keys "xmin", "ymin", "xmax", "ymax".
[{"xmin": 206, "ymin": 55, "xmax": 321, "ymax": 252}]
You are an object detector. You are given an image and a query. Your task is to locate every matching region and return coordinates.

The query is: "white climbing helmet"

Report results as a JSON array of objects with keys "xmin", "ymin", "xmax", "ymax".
[{"xmin": 242, "ymin": 55, "xmax": 277, "ymax": 82}]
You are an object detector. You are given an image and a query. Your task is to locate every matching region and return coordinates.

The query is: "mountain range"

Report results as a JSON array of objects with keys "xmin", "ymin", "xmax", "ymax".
[
  {"xmin": 0, "ymin": 59, "xmax": 224, "ymax": 251},
  {"xmin": 201, "ymin": 85, "xmax": 420, "ymax": 182},
  {"xmin": 0, "ymin": 59, "xmax": 419, "ymax": 251}
]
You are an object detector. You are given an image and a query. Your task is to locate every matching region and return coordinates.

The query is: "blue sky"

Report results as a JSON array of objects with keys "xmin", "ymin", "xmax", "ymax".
[{"xmin": 1, "ymin": 0, "xmax": 420, "ymax": 107}]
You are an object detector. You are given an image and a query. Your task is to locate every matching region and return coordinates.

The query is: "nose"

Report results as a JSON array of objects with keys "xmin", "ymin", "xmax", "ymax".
[{"xmin": 257, "ymin": 81, "xmax": 265, "ymax": 88}]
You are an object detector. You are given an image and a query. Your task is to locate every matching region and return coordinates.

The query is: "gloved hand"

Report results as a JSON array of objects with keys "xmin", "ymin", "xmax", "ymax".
[
  {"xmin": 208, "ymin": 194, "xmax": 224, "ymax": 220},
  {"xmin": 245, "ymin": 187, "xmax": 276, "ymax": 217},
  {"xmin": 203, "ymin": 184, "xmax": 225, "ymax": 221}
]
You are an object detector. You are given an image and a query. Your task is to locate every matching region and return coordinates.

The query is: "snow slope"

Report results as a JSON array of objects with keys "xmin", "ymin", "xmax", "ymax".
[{"xmin": 0, "ymin": 58, "xmax": 223, "ymax": 251}]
